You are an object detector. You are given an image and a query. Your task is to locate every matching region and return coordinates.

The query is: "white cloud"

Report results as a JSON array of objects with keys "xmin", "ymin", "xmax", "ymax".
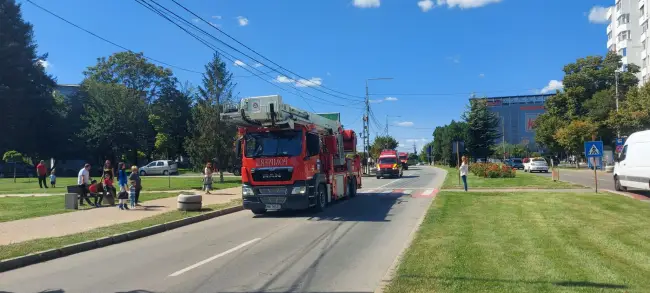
[
  {"xmin": 353, "ymin": 0, "xmax": 380, "ymax": 8},
  {"xmin": 384, "ymin": 97, "xmax": 398, "ymax": 101},
  {"xmin": 253, "ymin": 63, "xmax": 263, "ymax": 68},
  {"xmin": 418, "ymin": 0, "xmax": 434, "ymax": 12},
  {"xmin": 588, "ymin": 6, "xmax": 610, "ymax": 24},
  {"xmin": 396, "ymin": 121, "xmax": 414, "ymax": 127},
  {"xmin": 446, "ymin": 55, "xmax": 460, "ymax": 63},
  {"xmin": 237, "ymin": 16, "xmax": 249, "ymax": 26},
  {"xmin": 192, "ymin": 18, "xmax": 200, "ymax": 23},
  {"xmin": 211, "ymin": 15, "xmax": 222, "ymax": 19},
  {"xmin": 479, "ymin": 73, "xmax": 485, "ymax": 78},
  {"xmin": 37, "ymin": 60, "xmax": 50, "ymax": 69},
  {"xmin": 234, "ymin": 60, "xmax": 246, "ymax": 67},
  {"xmin": 540, "ymin": 80, "xmax": 564, "ymax": 94},
  {"xmin": 405, "ymin": 138, "xmax": 428, "ymax": 143},
  {"xmin": 208, "ymin": 21, "xmax": 221, "ymax": 28},
  {"xmin": 295, "ymin": 77, "xmax": 322, "ymax": 87},
  {"xmin": 275, "ymin": 75, "xmax": 294, "ymax": 83},
  {"xmin": 436, "ymin": 0, "xmax": 501, "ymax": 9},
  {"xmin": 369, "ymin": 99, "xmax": 383, "ymax": 104}
]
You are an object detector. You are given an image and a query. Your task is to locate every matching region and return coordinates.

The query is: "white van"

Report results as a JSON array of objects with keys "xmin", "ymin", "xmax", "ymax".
[{"xmin": 613, "ymin": 130, "xmax": 650, "ymax": 191}]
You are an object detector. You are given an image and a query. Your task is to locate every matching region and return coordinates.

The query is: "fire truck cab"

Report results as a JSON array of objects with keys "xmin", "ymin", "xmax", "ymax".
[
  {"xmin": 222, "ymin": 95, "xmax": 362, "ymax": 215},
  {"xmin": 376, "ymin": 149, "xmax": 403, "ymax": 179}
]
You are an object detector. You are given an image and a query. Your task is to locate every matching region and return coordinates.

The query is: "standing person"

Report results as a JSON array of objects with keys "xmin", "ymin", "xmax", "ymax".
[
  {"xmin": 36, "ymin": 160, "xmax": 48, "ymax": 188},
  {"xmin": 129, "ymin": 166, "xmax": 142, "ymax": 206},
  {"xmin": 203, "ymin": 162, "xmax": 213, "ymax": 194},
  {"xmin": 49, "ymin": 168, "xmax": 57, "ymax": 188},
  {"xmin": 102, "ymin": 160, "xmax": 114, "ymax": 183},
  {"xmin": 77, "ymin": 164, "xmax": 94, "ymax": 206},
  {"xmin": 128, "ymin": 180, "xmax": 137, "ymax": 209},
  {"xmin": 459, "ymin": 156, "xmax": 469, "ymax": 192},
  {"xmin": 117, "ymin": 162, "xmax": 128, "ymax": 194}
]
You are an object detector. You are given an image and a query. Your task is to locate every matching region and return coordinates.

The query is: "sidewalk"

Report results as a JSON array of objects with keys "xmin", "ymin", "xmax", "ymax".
[
  {"xmin": 0, "ymin": 187, "xmax": 242, "ymax": 245},
  {"xmin": 441, "ymin": 188, "xmax": 593, "ymax": 193},
  {"xmin": 0, "ymin": 189, "xmax": 196, "ymax": 198}
]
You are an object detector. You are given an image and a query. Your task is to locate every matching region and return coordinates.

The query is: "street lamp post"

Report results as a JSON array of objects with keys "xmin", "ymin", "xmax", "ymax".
[
  {"xmin": 364, "ymin": 77, "xmax": 393, "ymax": 174},
  {"xmin": 385, "ymin": 115, "xmax": 401, "ymax": 135}
]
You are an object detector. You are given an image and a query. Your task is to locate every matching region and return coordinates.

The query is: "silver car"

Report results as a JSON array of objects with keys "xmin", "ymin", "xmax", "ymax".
[
  {"xmin": 139, "ymin": 160, "xmax": 178, "ymax": 176},
  {"xmin": 525, "ymin": 158, "xmax": 549, "ymax": 173}
]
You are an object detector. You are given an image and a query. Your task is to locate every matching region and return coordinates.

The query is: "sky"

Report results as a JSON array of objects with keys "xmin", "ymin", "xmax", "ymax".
[{"xmin": 20, "ymin": 0, "xmax": 614, "ymax": 152}]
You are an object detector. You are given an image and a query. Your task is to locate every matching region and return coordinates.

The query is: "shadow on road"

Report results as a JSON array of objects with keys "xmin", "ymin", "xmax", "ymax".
[{"xmin": 254, "ymin": 191, "xmax": 410, "ymax": 222}]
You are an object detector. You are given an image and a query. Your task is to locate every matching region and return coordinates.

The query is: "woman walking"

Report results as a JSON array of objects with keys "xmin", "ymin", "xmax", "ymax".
[
  {"xmin": 203, "ymin": 162, "xmax": 213, "ymax": 194},
  {"xmin": 459, "ymin": 156, "xmax": 469, "ymax": 192}
]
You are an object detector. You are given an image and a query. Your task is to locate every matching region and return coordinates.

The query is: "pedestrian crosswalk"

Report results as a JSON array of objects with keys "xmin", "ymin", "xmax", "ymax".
[{"xmin": 357, "ymin": 188, "xmax": 438, "ymax": 198}]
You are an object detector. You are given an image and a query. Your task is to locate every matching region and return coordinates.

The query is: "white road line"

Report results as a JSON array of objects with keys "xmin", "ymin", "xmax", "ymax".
[
  {"xmin": 382, "ymin": 190, "xmax": 392, "ymax": 194},
  {"xmin": 421, "ymin": 189, "xmax": 434, "ymax": 196},
  {"xmin": 403, "ymin": 190, "xmax": 413, "ymax": 195},
  {"xmin": 374, "ymin": 178, "xmax": 403, "ymax": 190},
  {"xmin": 169, "ymin": 238, "xmax": 261, "ymax": 277}
]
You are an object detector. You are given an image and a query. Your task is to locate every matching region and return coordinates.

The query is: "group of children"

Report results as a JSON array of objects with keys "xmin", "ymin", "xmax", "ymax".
[{"xmin": 87, "ymin": 163, "xmax": 142, "ymax": 210}]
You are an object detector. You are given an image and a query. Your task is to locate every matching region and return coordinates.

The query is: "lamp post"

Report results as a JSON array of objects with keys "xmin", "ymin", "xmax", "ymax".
[{"xmin": 364, "ymin": 77, "xmax": 393, "ymax": 174}]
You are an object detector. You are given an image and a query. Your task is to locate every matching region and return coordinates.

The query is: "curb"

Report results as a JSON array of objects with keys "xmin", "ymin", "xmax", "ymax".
[{"xmin": 0, "ymin": 205, "xmax": 243, "ymax": 273}]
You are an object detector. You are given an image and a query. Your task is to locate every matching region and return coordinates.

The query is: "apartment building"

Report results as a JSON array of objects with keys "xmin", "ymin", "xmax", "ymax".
[{"xmin": 607, "ymin": 0, "xmax": 647, "ymax": 84}]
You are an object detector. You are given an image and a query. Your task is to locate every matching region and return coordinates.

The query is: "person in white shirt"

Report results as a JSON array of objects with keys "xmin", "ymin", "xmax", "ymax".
[
  {"xmin": 459, "ymin": 156, "xmax": 469, "ymax": 192},
  {"xmin": 77, "ymin": 163, "xmax": 94, "ymax": 206}
]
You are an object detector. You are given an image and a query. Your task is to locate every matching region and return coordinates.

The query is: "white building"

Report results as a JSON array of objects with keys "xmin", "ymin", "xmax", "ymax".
[{"xmin": 606, "ymin": 0, "xmax": 647, "ymax": 83}]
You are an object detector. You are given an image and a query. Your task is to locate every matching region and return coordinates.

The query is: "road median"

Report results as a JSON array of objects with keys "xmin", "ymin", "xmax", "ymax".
[{"xmin": 0, "ymin": 199, "xmax": 243, "ymax": 272}]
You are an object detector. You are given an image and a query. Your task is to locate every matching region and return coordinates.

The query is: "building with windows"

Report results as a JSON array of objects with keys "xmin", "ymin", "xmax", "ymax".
[
  {"xmin": 470, "ymin": 94, "xmax": 556, "ymax": 152},
  {"xmin": 606, "ymin": 0, "xmax": 646, "ymax": 83}
]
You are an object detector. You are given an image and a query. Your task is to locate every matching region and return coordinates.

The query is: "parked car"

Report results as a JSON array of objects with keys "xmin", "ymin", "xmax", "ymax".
[
  {"xmin": 524, "ymin": 157, "xmax": 549, "ymax": 173},
  {"xmin": 0, "ymin": 162, "xmax": 35, "ymax": 178},
  {"xmin": 614, "ymin": 130, "xmax": 650, "ymax": 191},
  {"xmin": 138, "ymin": 160, "xmax": 178, "ymax": 176}
]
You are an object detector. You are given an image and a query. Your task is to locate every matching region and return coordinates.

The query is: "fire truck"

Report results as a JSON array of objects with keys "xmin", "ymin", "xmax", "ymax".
[
  {"xmin": 376, "ymin": 149, "xmax": 403, "ymax": 179},
  {"xmin": 221, "ymin": 95, "xmax": 362, "ymax": 215},
  {"xmin": 398, "ymin": 152, "xmax": 409, "ymax": 170}
]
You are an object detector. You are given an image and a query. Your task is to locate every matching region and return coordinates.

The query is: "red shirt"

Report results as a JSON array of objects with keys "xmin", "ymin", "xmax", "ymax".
[
  {"xmin": 103, "ymin": 177, "xmax": 113, "ymax": 186},
  {"xmin": 36, "ymin": 163, "xmax": 47, "ymax": 176},
  {"xmin": 89, "ymin": 184, "xmax": 99, "ymax": 193}
]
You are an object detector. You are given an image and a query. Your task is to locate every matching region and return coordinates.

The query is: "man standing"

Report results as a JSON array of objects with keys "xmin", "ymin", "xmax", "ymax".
[
  {"xmin": 36, "ymin": 160, "xmax": 48, "ymax": 189},
  {"xmin": 77, "ymin": 163, "xmax": 93, "ymax": 206}
]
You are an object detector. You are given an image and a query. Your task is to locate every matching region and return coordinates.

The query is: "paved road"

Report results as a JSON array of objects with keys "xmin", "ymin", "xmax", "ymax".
[
  {"xmin": 531, "ymin": 169, "xmax": 650, "ymax": 199},
  {"xmin": 0, "ymin": 166, "xmax": 444, "ymax": 293}
]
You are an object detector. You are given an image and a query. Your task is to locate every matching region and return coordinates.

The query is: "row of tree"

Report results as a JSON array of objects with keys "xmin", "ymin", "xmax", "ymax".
[
  {"xmin": 1, "ymin": 0, "xmax": 237, "ymax": 180},
  {"xmin": 534, "ymin": 52, "xmax": 650, "ymax": 158}
]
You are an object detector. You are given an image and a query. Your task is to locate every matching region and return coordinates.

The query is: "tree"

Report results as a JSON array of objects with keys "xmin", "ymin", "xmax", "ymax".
[
  {"xmin": 149, "ymin": 86, "xmax": 192, "ymax": 159},
  {"xmin": 2, "ymin": 150, "xmax": 24, "ymax": 182},
  {"xmin": 463, "ymin": 99, "xmax": 500, "ymax": 160},
  {"xmin": 0, "ymin": 0, "xmax": 58, "ymax": 158},
  {"xmin": 554, "ymin": 119, "xmax": 598, "ymax": 161},
  {"xmin": 420, "ymin": 141, "xmax": 434, "ymax": 164},
  {"xmin": 607, "ymin": 83, "xmax": 650, "ymax": 135},
  {"xmin": 431, "ymin": 120, "xmax": 468, "ymax": 166},
  {"xmin": 79, "ymin": 80, "xmax": 151, "ymax": 164},
  {"xmin": 185, "ymin": 53, "xmax": 237, "ymax": 183},
  {"xmin": 369, "ymin": 136, "xmax": 399, "ymax": 159}
]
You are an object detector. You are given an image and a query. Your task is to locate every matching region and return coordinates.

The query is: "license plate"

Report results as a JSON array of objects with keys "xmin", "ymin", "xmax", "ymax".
[{"xmin": 265, "ymin": 204, "xmax": 281, "ymax": 210}]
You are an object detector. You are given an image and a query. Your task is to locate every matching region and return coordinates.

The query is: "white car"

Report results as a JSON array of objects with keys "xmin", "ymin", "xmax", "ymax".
[
  {"xmin": 614, "ymin": 130, "xmax": 650, "ymax": 191},
  {"xmin": 524, "ymin": 158, "xmax": 549, "ymax": 173},
  {"xmin": 139, "ymin": 160, "xmax": 178, "ymax": 176}
]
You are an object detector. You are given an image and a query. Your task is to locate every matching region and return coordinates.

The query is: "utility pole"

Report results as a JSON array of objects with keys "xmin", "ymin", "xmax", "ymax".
[
  {"xmin": 502, "ymin": 116, "xmax": 506, "ymax": 161},
  {"xmin": 413, "ymin": 142, "xmax": 416, "ymax": 154},
  {"xmin": 615, "ymin": 70, "xmax": 620, "ymax": 138},
  {"xmin": 364, "ymin": 80, "xmax": 370, "ymax": 174}
]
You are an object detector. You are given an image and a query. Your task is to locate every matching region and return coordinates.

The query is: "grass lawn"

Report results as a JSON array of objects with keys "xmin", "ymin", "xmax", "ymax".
[
  {"xmin": 0, "ymin": 176, "xmax": 240, "ymax": 195},
  {"xmin": 0, "ymin": 191, "xmax": 204, "ymax": 223},
  {"xmin": 0, "ymin": 199, "xmax": 242, "ymax": 261},
  {"xmin": 386, "ymin": 191, "xmax": 650, "ymax": 293},
  {"xmin": 438, "ymin": 166, "xmax": 581, "ymax": 189}
]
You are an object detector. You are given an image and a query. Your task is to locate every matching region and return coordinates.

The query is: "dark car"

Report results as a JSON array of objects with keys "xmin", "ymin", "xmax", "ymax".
[{"xmin": 506, "ymin": 158, "xmax": 525, "ymax": 170}]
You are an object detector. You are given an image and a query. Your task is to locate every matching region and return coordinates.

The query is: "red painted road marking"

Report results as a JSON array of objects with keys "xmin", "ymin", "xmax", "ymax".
[{"xmin": 412, "ymin": 188, "xmax": 439, "ymax": 198}]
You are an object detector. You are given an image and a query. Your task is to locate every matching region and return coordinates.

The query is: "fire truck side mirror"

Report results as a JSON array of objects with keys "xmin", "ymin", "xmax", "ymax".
[{"xmin": 235, "ymin": 138, "xmax": 242, "ymax": 159}]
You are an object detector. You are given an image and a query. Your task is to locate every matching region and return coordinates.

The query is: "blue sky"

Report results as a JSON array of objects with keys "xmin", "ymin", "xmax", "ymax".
[{"xmin": 22, "ymin": 0, "xmax": 613, "ymax": 152}]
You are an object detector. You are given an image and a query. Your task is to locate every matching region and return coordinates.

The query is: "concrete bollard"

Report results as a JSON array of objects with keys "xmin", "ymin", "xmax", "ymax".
[
  {"xmin": 65, "ymin": 193, "xmax": 79, "ymax": 210},
  {"xmin": 177, "ymin": 194, "xmax": 202, "ymax": 211}
]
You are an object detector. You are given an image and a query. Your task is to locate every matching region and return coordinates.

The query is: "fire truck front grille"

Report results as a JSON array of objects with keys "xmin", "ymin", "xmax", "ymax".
[
  {"xmin": 252, "ymin": 169, "xmax": 293, "ymax": 182},
  {"xmin": 258, "ymin": 187, "xmax": 287, "ymax": 195},
  {"xmin": 260, "ymin": 197, "xmax": 287, "ymax": 204}
]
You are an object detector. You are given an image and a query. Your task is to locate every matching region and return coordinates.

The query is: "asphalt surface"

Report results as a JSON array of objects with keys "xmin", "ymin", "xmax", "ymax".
[
  {"xmin": 531, "ymin": 168, "xmax": 650, "ymax": 198},
  {"xmin": 0, "ymin": 166, "xmax": 444, "ymax": 293}
]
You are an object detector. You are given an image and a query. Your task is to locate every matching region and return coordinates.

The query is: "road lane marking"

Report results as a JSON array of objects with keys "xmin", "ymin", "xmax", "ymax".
[
  {"xmin": 382, "ymin": 190, "xmax": 393, "ymax": 194},
  {"xmin": 374, "ymin": 178, "xmax": 403, "ymax": 190},
  {"xmin": 403, "ymin": 190, "xmax": 413, "ymax": 195},
  {"xmin": 421, "ymin": 189, "xmax": 434, "ymax": 196},
  {"xmin": 169, "ymin": 238, "xmax": 261, "ymax": 277}
]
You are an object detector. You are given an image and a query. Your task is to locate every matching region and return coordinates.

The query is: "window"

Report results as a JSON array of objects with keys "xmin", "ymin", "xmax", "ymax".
[
  {"xmin": 641, "ymin": 5, "xmax": 645, "ymax": 16},
  {"xmin": 617, "ymin": 1, "xmax": 621, "ymax": 11},
  {"xmin": 643, "ymin": 40, "xmax": 647, "ymax": 50},
  {"xmin": 608, "ymin": 31, "xmax": 612, "ymax": 40},
  {"xmin": 618, "ymin": 13, "xmax": 630, "ymax": 25},
  {"xmin": 618, "ymin": 30, "xmax": 631, "ymax": 41},
  {"xmin": 619, "ymin": 48, "xmax": 627, "ymax": 56},
  {"xmin": 643, "ymin": 20, "xmax": 649, "ymax": 32},
  {"xmin": 156, "ymin": 161, "xmax": 164, "ymax": 167},
  {"xmin": 378, "ymin": 157, "xmax": 397, "ymax": 164}
]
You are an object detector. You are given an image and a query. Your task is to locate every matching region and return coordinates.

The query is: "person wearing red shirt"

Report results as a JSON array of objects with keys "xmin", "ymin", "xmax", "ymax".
[{"xmin": 36, "ymin": 160, "xmax": 48, "ymax": 189}]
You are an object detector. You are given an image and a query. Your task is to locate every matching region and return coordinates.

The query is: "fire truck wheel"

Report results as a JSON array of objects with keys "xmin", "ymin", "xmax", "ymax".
[
  {"xmin": 251, "ymin": 209, "xmax": 267, "ymax": 215},
  {"xmin": 314, "ymin": 184, "xmax": 327, "ymax": 212},
  {"xmin": 348, "ymin": 179, "xmax": 357, "ymax": 198},
  {"xmin": 376, "ymin": 176, "xmax": 381, "ymax": 179}
]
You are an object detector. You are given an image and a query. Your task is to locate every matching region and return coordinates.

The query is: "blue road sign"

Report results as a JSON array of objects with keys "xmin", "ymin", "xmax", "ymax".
[
  {"xmin": 615, "ymin": 137, "xmax": 626, "ymax": 153},
  {"xmin": 584, "ymin": 141, "xmax": 604, "ymax": 158}
]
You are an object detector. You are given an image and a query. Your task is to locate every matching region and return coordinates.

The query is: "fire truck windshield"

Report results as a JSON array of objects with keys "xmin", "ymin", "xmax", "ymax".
[
  {"xmin": 244, "ymin": 130, "xmax": 303, "ymax": 158},
  {"xmin": 378, "ymin": 157, "xmax": 397, "ymax": 164}
]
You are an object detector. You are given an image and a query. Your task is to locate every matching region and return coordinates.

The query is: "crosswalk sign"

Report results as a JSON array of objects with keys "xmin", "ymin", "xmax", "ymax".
[{"xmin": 584, "ymin": 141, "xmax": 604, "ymax": 158}]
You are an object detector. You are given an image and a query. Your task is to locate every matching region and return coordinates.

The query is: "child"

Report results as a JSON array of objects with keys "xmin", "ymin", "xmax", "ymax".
[
  {"xmin": 103, "ymin": 173, "xmax": 116, "ymax": 202},
  {"xmin": 203, "ymin": 162, "xmax": 213, "ymax": 194},
  {"xmin": 49, "ymin": 169, "xmax": 56, "ymax": 188},
  {"xmin": 129, "ymin": 180, "xmax": 137, "ymax": 209},
  {"xmin": 88, "ymin": 179, "xmax": 103, "ymax": 207}
]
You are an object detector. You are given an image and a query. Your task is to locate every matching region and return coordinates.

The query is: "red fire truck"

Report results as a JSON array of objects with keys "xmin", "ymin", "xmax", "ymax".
[
  {"xmin": 222, "ymin": 95, "xmax": 362, "ymax": 215},
  {"xmin": 376, "ymin": 149, "xmax": 403, "ymax": 179},
  {"xmin": 398, "ymin": 152, "xmax": 409, "ymax": 170}
]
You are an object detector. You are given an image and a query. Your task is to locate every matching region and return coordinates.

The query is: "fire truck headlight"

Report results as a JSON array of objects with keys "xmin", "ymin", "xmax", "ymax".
[
  {"xmin": 392, "ymin": 164, "xmax": 398, "ymax": 169},
  {"xmin": 242, "ymin": 186, "xmax": 254, "ymax": 196},
  {"xmin": 291, "ymin": 186, "xmax": 306, "ymax": 195}
]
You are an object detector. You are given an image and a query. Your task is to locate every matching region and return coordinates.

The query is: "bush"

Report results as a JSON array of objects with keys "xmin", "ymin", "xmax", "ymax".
[{"xmin": 469, "ymin": 163, "xmax": 516, "ymax": 178}]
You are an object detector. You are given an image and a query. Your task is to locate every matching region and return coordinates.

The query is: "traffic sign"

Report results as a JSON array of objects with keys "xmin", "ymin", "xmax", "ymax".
[
  {"xmin": 615, "ymin": 137, "xmax": 626, "ymax": 153},
  {"xmin": 584, "ymin": 141, "xmax": 604, "ymax": 158}
]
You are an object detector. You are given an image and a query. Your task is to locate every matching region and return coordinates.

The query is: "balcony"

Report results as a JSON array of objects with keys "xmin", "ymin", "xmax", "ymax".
[
  {"xmin": 642, "ymin": 67, "xmax": 647, "ymax": 77},
  {"xmin": 608, "ymin": 23, "xmax": 613, "ymax": 34},
  {"xmin": 643, "ymin": 49, "xmax": 647, "ymax": 58},
  {"xmin": 608, "ymin": 37, "xmax": 616, "ymax": 49},
  {"xmin": 640, "ymin": 0, "xmax": 646, "ymax": 10},
  {"xmin": 642, "ymin": 31, "xmax": 647, "ymax": 42},
  {"xmin": 640, "ymin": 14, "xmax": 647, "ymax": 26}
]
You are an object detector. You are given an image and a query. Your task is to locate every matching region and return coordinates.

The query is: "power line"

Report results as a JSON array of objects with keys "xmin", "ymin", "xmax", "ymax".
[
  {"xmin": 368, "ymin": 88, "xmax": 546, "ymax": 97},
  {"xmin": 169, "ymin": 0, "xmax": 365, "ymax": 101},
  {"xmin": 150, "ymin": 0, "xmax": 363, "ymax": 103},
  {"xmin": 135, "ymin": 0, "xmax": 363, "ymax": 109}
]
